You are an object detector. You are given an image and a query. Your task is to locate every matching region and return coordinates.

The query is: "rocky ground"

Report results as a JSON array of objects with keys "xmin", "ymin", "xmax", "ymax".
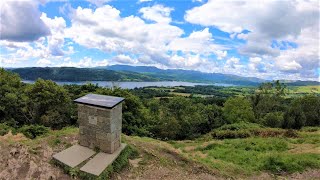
[{"xmin": 0, "ymin": 130, "xmax": 319, "ymax": 180}]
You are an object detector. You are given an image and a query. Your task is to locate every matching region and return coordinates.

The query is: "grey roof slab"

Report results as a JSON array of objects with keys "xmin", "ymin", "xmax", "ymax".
[
  {"xmin": 80, "ymin": 143, "xmax": 127, "ymax": 176},
  {"xmin": 53, "ymin": 144, "xmax": 96, "ymax": 168},
  {"xmin": 74, "ymin": 94, "xmax": 125, "ymax": 109}
]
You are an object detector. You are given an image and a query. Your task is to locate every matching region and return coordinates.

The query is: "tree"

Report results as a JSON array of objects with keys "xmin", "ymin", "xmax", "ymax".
[
  {"xmin": 262, "ymin": 112, "xmax": 284, "ymax": 128},
  {"xmin": 0, "ymin": 68, "xmax": 26, "ymax": 126},
  {"xmin": 298, "ymin": 95, "xmax": 320, "ymax": 126},
  {"xmin": 283, "ymin": 99, "xmax": 306, "ymax": 129},
  {"xmin": 24, "ymin": 79, "xmax": 72, "ymax": 129},
  {"xmin": 223, "ymin": 97, "xmax": 255, "ymax": 123}
]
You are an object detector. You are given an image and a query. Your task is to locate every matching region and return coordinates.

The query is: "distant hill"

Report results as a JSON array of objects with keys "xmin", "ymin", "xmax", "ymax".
[
  {"xmin": 284, "ymin": 80, "xmax": 320, "ymax": 86},
  {"xmin": 101, "ymin": 65, "xmax": 265, "ymax": 86},
  {"xmin": 10, "ymin": 67, "xmax": 159, "ymax": 82},
  {"xmin": 8, "ymin": 65, "xmax": 319, "ymax": 86}
]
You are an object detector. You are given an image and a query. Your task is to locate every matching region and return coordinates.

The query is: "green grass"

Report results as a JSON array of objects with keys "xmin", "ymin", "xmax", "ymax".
[{"xmin": 172, "ymin": 128, "xmax": 320, "ymax": 176}]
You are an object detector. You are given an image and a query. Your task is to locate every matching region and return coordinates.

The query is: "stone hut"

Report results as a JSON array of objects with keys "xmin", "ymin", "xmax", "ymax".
[{"xmin": 74, "ymin": 94, "xmax": 125, "ymax": 154}]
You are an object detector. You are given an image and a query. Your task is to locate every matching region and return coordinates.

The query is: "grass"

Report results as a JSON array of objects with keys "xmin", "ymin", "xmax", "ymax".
[{"xmin": 171, "ymin": 128, "xmax": 320, "ymax": 177}]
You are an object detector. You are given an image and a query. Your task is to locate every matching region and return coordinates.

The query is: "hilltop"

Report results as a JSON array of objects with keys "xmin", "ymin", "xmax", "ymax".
[{"xmin": 0, "ymin": 127, "xmax": 319, "ymax": 179}]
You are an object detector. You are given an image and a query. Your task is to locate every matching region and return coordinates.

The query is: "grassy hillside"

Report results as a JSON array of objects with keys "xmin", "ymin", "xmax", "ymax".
[{"xmin": 1, "ymin": 126, "xmax": 319, "ymax": 179}]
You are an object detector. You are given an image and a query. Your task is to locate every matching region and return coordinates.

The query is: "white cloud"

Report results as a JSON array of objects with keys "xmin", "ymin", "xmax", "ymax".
[
  {"xmin": 168, "ymin": 28, "xmax": 226, "ymax": 57},
  {"xmin": 58, "ymin": 57, "xmax": 94, "ymax": 67},
  {"xmin": 185, "ymin": 0, "xmax": 320, "ymax": 80},
  {"xmin": 113, "ymin": 54, "xmax": 137, "ymax": 64},
  {"xmin": 41, "ymin": 13, "xmax": 67, "ymax": 56},
  {"xmin": 139, "ymin": 0, "xmax": 152, "ymax": 2},
  {"xmin": 37, "ymin": 58, "xmax": 53, "ymax": 66},
  {"xmin": 65, "ymin": 5, "xmax": 183, "ymax": 66},
  {"xmin": 139, "ymin": 4, "xmax": 173, "ymax": 23},
  {"xmin": 248, "ymin": 57, "xmax": 262, "ymax": 72},
  {"xmin": 86, "ymin": 0, "xmax": 111, "ymax": 7},
  {"xmin": 226, "ymin": 57, "xmax": 240, "ymax": 69},
  {"xmin": 0, "ymin": 0, "xmax": 50, "ymax": 42}
]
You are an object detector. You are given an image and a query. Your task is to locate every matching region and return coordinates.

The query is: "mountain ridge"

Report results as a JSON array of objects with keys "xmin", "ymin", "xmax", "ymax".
[{"xmin": 7, "ymin": 65, "xmax": 319, "ymax": 86}]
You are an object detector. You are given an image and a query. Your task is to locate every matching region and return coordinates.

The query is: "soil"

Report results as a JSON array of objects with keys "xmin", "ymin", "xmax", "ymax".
[{"xmin": 0, "ymin": 132, "xmax": 319, "ymax": 180}]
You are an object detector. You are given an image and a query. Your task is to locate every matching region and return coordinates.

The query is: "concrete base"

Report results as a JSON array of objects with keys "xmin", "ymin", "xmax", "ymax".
[
  {"xmin": 80, "ymin": 143, "xmax": 127, "ymax": 176},
  {"xmin": 53, "ymin": 144, "xmax": 96, "ymax": 168}
]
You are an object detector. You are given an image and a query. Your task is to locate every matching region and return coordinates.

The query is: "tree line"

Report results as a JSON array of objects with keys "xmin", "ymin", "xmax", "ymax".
[{"xmin": 1, "ymin": 69, "xmax": 319, "ymax": 140}]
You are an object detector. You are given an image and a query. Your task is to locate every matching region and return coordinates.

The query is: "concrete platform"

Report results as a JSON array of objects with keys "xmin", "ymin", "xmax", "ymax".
[
  {"xmin": 53, "ymin": 144, "xmax": 96, "ymax": 168},
  {"xmin": 80, "ymin": 143, "xmax": 127, "ymax": 176}
]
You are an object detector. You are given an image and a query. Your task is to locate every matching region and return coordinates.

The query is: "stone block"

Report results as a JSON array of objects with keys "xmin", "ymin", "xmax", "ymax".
[
  {"xmin": 80, "ymin": 143, "xmax": 127, "ymax": 176},
  {"xmin": 53, "ymin": 144, "xmax": 95, "ymax": 168},
  {"xmin": 76, "ymin": 100, "xmax": 123, "ymax": 154},
  {"xmin": 96, "ymin": 131, "xmax": 109, "ymax": 141},
  {"xmin": 79, "ymin": 136, "xmax": 89, "ymax": 147},
  {"xmin": 99, "ymin": 140, "xmax": 113, "ymax": 153},
  {"xmin": 97, "ymin": 109, "xmax": 111, "ymax": 118},
  {"xmin": 79, "ymin": 126, "xmax": 85, "ymax": 135}
]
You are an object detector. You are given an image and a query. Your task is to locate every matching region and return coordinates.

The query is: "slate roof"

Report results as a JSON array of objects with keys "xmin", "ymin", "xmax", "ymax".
[{"xmin": 74, "ymin": 94, "xmax": 125, "ymax": 109}]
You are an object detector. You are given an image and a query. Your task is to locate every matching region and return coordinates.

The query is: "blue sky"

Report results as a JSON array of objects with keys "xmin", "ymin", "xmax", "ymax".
[{"xmin": 0, "ymin": 0, "xmax": 319, "ymax": 81}]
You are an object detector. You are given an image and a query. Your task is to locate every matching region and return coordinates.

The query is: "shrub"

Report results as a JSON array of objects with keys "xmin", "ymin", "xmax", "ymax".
[
  {"xmin": 262, "ymin": 112, "xmax": 284, "ymax": 128},
  {"xmin": 0, "ymin": 123, "xmax": 12, "ymax": 136},
  {"xmin": 218, "ymin": 122, "xmax": 262, "ymax": 131},
  {"xmin": 250, "ymin": 128, "xmax": 285, "ymax": 138},
  {"xmin": 211, "ymin": 129, "xmax": 251, "ymax": 139},
  {"xmin": 283, "ymin": 129, "xmax": 299, "ymax": 138},
  {"xmin": 18, "ymin": 125, "xmax": 49, "ymax": 139},
  {"xmin": 223, "ymin": 97, "xmax": 255, "ymax": 123},
  {"xmin": 210, "ymin": 123, "xmax": 289, "ymax": 139}
]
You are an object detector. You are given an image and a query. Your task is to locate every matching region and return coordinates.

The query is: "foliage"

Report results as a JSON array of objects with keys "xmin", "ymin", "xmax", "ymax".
[
  {"xmin": 283, "ymin": 99, "xmax": 306, "ymax": 129},
  {"xmin": 18, "ymin": 125, "xmax": 49, "ymax": 139},
  {"xmin": 223, "ymin": 97, "xmax": 255, "ymax": 123},
  {"xmin": 262, "ymin": 112, "xmax": 284, "ymax": 128},
  {"xmin": 1, "ymin": 68, "xmax": 319, "ymax": 141},
  {"xmin": 210, "ymin": 122, "xmax": 293, "ymax": 139},
  {"xmin": 23, "ymin": 79, "xmax": 73, "ymax": 129},
  {"xmin": 0, "ymin": 123, "xmax": 13, "ymax": 136},
  {"xmin": 0, "ymin": 68, "xmax": 26, "ymax": 127},
  {"xmin": 218, "ymin": 122, "xmax": 262, "ymax": 130}
]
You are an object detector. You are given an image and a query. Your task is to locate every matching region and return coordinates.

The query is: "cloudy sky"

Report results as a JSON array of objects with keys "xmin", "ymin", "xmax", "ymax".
[{"xmin": 0, "ymin": 0, "xmax": 319, "ymax": 81}]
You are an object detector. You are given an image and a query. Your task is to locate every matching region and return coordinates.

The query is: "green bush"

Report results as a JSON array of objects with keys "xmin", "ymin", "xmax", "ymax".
[
  {"xmin": 262, "ymin": 112, "xmax": 284, "ymax": 128},
  {"xmin": 283, "ymin": 129, "xmax": 299, "ymax": 138},
  {"xmin": 223, "ymin": 97, "xmax": 255, "ymax": 123},
  {"xmin": 218, "ymin": 122, "xmax": 262, "ymax": 131},
  {"xmin": 211, "ymin": 129, "xmax": 251, "ymax": 139},
  {"xmin": 0, "ymin": 123, "xmax": 12, "ymax": 136},
  {"xmin": 210, "ymin": 123, "xmax": 289, "ymax": 139},
  {"xmin": 18, "ymin": 125, "xmax": 49, "ymax": 139}
]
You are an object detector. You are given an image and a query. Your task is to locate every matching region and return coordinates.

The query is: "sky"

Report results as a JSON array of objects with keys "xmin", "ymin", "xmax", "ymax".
[{"xmin": 0, "ymin": 0, "xmax": 319, "ymax": 81}]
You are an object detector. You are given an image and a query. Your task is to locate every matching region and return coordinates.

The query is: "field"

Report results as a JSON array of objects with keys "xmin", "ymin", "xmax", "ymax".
[
  {"xmin": 287, "ymin": 86, "xmax": 320, "ymax": 95},
  {"xmin": 141, "ymin": 85, "xmax": 320, "ymax": 98}
]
